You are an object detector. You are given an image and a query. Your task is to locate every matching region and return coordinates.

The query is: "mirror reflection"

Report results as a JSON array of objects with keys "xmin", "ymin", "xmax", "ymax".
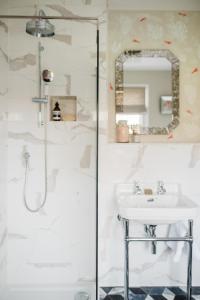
[{"xmin": 115, "ymin": 50, "xmax": 179, "ymax": 136}]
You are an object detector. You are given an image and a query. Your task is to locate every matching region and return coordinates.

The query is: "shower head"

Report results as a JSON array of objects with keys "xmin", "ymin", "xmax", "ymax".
[
  {"xmin": 42, "ymin": 69, "xmax": 54, "ymax": 82},
  {"xmin": 26, "ymin": 10, "xmax": 55, "ymax": 38}
]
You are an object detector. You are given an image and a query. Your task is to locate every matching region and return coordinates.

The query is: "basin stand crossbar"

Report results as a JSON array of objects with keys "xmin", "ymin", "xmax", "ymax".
[{"xmin": 118, "ymin": 215, "xmax": 193, "ymax": 300}]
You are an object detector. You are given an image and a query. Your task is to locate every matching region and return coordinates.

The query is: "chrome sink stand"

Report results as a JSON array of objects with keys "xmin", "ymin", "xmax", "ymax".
[{"xmin": 118, "ymin": 215, "xmax": 193, "ymax": 300}]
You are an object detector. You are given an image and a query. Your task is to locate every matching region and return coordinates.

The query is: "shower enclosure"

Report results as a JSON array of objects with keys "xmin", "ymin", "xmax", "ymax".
[{"xmin": 0, "ymin": 9, "xmax": 99, "ymax": 300}]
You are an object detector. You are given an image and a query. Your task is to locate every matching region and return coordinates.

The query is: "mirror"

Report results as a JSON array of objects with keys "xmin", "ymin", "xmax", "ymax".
[{"xmin": 115, "ymin": 50, "xmax": 180, "ymax": 135}]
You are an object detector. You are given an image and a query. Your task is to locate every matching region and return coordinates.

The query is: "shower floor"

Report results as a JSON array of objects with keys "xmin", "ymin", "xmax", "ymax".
[{"xmin": 1, "ymin": 284, "xmax": 96, "ymax": 300}]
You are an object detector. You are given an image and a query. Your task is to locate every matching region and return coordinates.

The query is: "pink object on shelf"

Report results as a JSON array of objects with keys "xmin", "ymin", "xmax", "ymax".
[{"xmin": 116, "ymin": 120, "xmax": 129, "ymax": 143}]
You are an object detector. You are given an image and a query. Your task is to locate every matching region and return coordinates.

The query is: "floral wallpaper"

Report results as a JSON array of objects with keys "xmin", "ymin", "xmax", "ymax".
[{"xmin": 108, "ymin": 11, "xmax": 200, "ymax": 142}]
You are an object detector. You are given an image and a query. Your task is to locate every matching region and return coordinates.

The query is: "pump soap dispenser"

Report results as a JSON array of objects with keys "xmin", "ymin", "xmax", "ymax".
[{"xmin": 52, "ymin": 102, "xmax": 61, "ymax": 121}]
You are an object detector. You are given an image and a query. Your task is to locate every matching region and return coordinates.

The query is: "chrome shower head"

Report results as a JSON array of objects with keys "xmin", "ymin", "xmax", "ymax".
[
  {"xmin": 42, "ymin": 69, "xmax": 54, "ymax": 82},
  {"xmin": 26, "ymin": 10, "xmax": 55, "ymax": 38}
]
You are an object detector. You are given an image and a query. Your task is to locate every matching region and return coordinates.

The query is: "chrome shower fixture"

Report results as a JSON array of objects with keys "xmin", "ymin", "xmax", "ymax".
[
  {"xmin": 32, "ymin": 69, "xmax": 54, "ymax": 105},
  {"xmin": 42, "ymin": 69, "xmax": 54, "ymax": 82},
  {"xmin": 26, "ymin": 9, "xmax": 55, "ymax": 38}
]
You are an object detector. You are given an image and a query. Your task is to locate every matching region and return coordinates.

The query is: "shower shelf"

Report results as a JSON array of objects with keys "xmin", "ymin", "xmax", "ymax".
[{"xmin": 50, "ymin": 96, "xmax": 77, "ymax": 122}]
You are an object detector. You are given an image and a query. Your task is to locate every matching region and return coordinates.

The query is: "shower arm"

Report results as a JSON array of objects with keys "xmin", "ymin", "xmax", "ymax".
[{"xmin": 0, "ymin": 15, "xmax": 98, "ymax": 21}]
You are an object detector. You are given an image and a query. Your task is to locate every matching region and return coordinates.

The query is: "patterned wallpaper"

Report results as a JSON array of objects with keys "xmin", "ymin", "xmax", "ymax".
[{"xmin": 108, "ymin": 10, "xmax": 200, "ymax": 142}]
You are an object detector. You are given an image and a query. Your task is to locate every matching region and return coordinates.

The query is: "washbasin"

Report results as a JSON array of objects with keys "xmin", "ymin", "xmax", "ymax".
[{"xmin": 117, "ymin": 193, "xmax": 197, "ymax": 225}]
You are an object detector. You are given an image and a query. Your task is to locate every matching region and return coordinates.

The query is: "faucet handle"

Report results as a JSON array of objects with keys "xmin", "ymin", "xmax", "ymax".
[
  {"xmin": 157, "ymin": 180, "xmax": 166, "ymax": 194},
  {"xmin": 134, "ymin": 181, "xmax": 142, "ymax": 194},
  {"xmin": 158, "ymin": 180, "xmax": 164, "ymax": 187}
]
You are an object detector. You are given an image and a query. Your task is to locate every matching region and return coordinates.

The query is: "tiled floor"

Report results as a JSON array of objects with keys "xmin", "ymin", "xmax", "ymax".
[{"xmin": 100, "ymin": 287, "xmax": 200, "ymax": 300}]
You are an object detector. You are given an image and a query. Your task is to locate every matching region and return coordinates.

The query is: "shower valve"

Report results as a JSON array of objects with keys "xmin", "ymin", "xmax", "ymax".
[{"xmin": 24, "ymin": 151, "xmax": 30, "ymax": 161}]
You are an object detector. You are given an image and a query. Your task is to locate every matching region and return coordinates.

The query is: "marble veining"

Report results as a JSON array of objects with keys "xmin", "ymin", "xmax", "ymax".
[
  {"xmin": 8, "ymin": 132, "xmax": 55, "ymax": 145},
  {"xmin": 0, "ymin": 21, "xmax": 8, "ymax": 33},
  {"xmin": 47, "ymin": 169, "xmax": 59, "ymax": 193},
  {"xmin": 0, "ymin": 89, "xmax": 8, "ymax": 96},
  {"xmin": 9, "ymin": 54, "xmax": 36, "ymax": 71},
  {"xmin": 80, "ymin": 145, "xmax": 92, "ymax": 168},
  {"xmin": 8, "ymin": 233, "xmax": 28, "ymax": 240},
  {"xmin": 35, "ymin": 217, "xmax": 62, "ymax": 233},
  {"xmin": 76, "ymin": 276, "xmax": 96, "ymax": 284},
  {"xmin": 71, "ymin": 123, "xmax": 106, "ymax": 137},
  {"xmin": 9, "ymin": 177, "xmax": 22, "ymax": 183},
  {"xmin": 189, "ymin": 144, "xmax": 200, "ymax": 168},
  {"xmin": 27, "ymin": 262, "xmax": 71, "ymax": 269},
  {"xmin": 84, "ymin": 0, "xmax": 92, "ymax": 5},
  {"xmin": 133, "ymin": 249, "xmax": 171, "ymax": 275},
  {"xmin": 125, "ymin": 145, "xmax": 147, "ymax": 181},
  {"xmin": 53, "ymin": 34, "xmax": 72, "ymax": 45},
  {"xmin": 0, "ymin": 229, "xmax": 7, "ymax": 249},
  {"xmin": 64, "ymin": 74, "xmax": 71, "ymax": 95},
  {"xmin": 0, "ymin": 48, "xmax": 36, "ymax": 71}
]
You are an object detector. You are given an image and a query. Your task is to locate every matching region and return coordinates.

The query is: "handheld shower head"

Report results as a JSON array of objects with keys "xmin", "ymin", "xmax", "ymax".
[{"xmin": 42, "ymin": 70, "xmax": 54, "ymax": 82}]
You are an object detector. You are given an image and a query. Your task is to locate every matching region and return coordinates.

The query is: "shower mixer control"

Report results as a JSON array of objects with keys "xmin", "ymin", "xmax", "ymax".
[
  {"xmin": 24, "ymin": 151, "xmax": 30, "ymax": 161},
  {"xmin": 43, "ymin": 69, "xmax": 54, "ymax": 82}
]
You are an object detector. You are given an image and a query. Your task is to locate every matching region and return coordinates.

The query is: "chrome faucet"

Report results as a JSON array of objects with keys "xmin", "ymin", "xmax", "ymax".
[
  {"xmin": 157, "ymin": 180, "xmax": 166, "ymax": 195},
  {"xmin": 134, "ymin": 181, "xmax": 142, "ymax": 195}
]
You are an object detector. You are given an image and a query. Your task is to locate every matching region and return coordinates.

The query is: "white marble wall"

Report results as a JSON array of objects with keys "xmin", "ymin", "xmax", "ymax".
[
  {"xmin": 98, "ymin": 143, "xmax": 200, "ymax": 287},
  {"xmin": 0, "ymin": 0, "xmax": 107, "ymax": 299},
  {"xmin": 0, "ymin": 2, "xmax": 8, "ymax": 296}
]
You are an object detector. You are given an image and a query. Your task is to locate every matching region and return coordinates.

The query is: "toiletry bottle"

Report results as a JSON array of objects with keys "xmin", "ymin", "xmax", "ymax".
[
  {"xmin": 116, "ymin": 120, "xmax": 129, "ymax": 143},
  {"xmin": 52, "ymin": 102, "xmax": 61, "ymax": 121}
]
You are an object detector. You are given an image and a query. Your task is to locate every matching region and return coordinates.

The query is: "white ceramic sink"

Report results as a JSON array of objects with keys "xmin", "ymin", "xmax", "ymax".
[{"xmin": 117, "ymin": 194, "xmax": 197, "ymax": 225}]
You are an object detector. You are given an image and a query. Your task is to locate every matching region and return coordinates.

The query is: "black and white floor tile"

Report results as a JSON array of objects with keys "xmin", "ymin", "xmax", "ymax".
[{"xmin": 100, "ymin": 287, "xmax": 200, "ymax": 300}]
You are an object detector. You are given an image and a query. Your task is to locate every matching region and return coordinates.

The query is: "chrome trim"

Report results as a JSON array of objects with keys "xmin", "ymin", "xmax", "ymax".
[
  {"xmin": 124, "ymin": 219, "xmax": 129, "ymax": 300},
  {"xmin": 157, "ymin": 180, "xmax": 166, "ymax": 195},
  {"xmin": 115, "ymin": 49, "xmax": 180, "ymax": 135},
  {"xmin": 0, "ymin": 15, "xmax": 98, "ymax": 21},
  {"xmin": 187, "ymin": 219, "xmax": 193, "ymax": 300},
  {"xmin": 126, "ymin": 237, "xmax": 193, "ymax": 242},
  {"xmin": 119, "ymin": 216, "xmax": 194, "ymax": 300},
  {"xmin": 145, "ymin": 225, "xmax": 157, "ymax": 254},
  {"xmin": 32, "ymin": 97, "xmax": 48, "ymax": 104}
]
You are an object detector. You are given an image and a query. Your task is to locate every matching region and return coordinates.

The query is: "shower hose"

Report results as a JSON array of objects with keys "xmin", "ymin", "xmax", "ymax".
[{"xmin": 23, "ymin": 104, "xmax": 48, "ymax": 212}]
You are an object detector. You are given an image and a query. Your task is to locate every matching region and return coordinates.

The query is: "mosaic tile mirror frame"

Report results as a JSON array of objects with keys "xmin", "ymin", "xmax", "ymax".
[{"xmin": 115, "ymin": 49, "xmax": 180, "ymax": 135}]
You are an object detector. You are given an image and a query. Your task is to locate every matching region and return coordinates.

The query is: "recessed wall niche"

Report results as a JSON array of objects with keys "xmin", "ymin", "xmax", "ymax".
[{"xmin": 50, "ymin": 96, "xmax": 77, "ymax": 121}]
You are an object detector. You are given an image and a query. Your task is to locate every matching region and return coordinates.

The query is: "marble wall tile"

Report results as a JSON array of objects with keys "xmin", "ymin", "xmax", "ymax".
[
  {"xmin": 99, "ymin": 143, "xmax": 200, "ymax": 287},
  {"xmin": 0, "ymin": 5, "xmax": 8, "ymax": 297},
  {"xmin": 0, "ymin": 0, "xmax": 106, "ymax": 298}
]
